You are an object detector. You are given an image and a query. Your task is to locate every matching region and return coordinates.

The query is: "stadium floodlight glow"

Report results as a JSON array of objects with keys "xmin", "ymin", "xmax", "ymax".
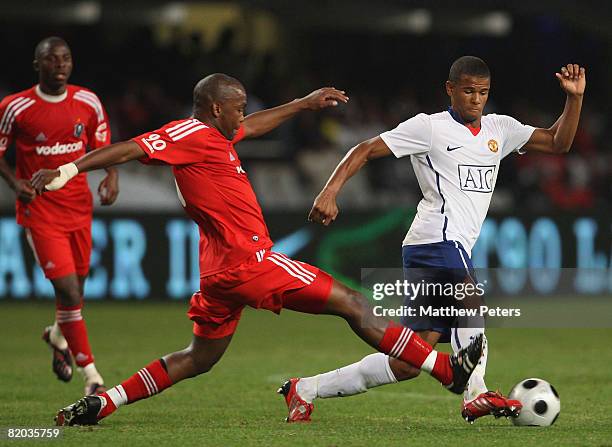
[
  {"xmin": 160, "ymin": 3, "xmax": 188, "ymax": 25},
  {"xmin": 481, "ymin": 12, "xmax": 512, "ymax": 36},
  {"xmin": 381, "ymin": 9, "xmax": 432, "ymax": 34},
  {"xmin": 73, "ymin": 1, "xmax": 101, "ymax": 24},
  {"xmin": 405, "ymin": 9, "xmax": 432, "ymax": 34},
  {"xmin": 463, "ymin": 11, "xmax": 512, "ymax": 36}
]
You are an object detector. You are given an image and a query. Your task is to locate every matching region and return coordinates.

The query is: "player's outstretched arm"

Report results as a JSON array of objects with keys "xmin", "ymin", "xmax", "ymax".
[
  {"xmin": 523, "ymin": 63, "xmax": 586, "ymax": 154},
  {"xmin": 309, "ymin": 136, "xmax": 392, "ymax": 226},
  {"xmin": 31, "ymin": 140, "xmax": 144, "ymax": 194},
  {"xmin": 242, "ymin": 87, "xmax": 348, "ymax": 139}
]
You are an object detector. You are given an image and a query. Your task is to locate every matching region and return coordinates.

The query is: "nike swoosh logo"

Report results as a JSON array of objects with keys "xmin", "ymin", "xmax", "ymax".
[{"xmin": 447, "ymin": 145, "xmax": 463, "ymax": 151}]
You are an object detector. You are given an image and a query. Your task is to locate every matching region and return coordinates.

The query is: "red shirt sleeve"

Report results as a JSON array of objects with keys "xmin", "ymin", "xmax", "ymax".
[
  {"xmin": 132, "ymin": 119, "xmax": 209, "ymax": 165},
  {"xmin": 83, "ymin": 90, "xmax": 111, "ymax": 150},
  {"xmin": 0, "ymin": 96, "xmax": 15, "ymax": 158}
]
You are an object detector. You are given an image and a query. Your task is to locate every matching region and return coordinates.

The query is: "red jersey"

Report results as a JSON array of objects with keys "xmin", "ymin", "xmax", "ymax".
[
  {"xmin": 0, "ymin": 84, "xmax": 111, "ymax": 230},
  {"xmin": 133, "ymin": 119, "xmax": 273, "ymax": 277}
]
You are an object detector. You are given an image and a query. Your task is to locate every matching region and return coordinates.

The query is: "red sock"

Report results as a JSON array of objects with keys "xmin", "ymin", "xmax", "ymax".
[
  {"xmin": 378, "ymin": 322, "xmax": 452, "ymax": 385},
  {"xmin": 432, "ymin": 353, "xmax": 453, "ymax": 386},
  {"xmin": 98, "ymin": 359, "xmax": 173, "ymax": 420},
  {"xmin": 56, "ymin": 302, "xmax": 94, "ymax": 367}
]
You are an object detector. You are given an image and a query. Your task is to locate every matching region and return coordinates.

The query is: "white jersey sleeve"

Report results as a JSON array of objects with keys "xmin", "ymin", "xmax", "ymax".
[
  {"xmin": 496, "ymin": 114, "xmax": 536, "ymax": 159},
  {"xmin": 380, "ymin": 113, "xmax": 432, "ymax": 158}
]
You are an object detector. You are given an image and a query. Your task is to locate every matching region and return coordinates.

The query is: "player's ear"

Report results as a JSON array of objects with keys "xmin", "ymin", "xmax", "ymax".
[
  {"xmin": 445, "ymin": 80, "xmax": 453, "ymax": 97},
  {"xmin": 212, "ymin": 102, "xmax": 222, "ymax": 118},
  {"xmin": 33, "ymin": 59, "xmax": 39, "ymax": 73}
]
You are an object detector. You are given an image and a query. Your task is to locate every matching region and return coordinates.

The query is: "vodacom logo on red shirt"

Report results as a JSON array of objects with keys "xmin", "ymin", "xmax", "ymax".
[{"xmin": 35, "ymin": 140, "xmax": 83, "ymax": 156}]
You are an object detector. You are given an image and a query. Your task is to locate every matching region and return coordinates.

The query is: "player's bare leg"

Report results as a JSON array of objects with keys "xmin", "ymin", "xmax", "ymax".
[
  {"xmin": 279, "ymin": 279, "xmax": 483, "ymax": 421},
  {"xmin": 321, "ymin": 281, "xmax": 431, "ymax": 353},
  {"xmin": 49, "ymin": 273, "xmax": 104, "ymax": 394},
  {"xmin": 163, "ymin": 334, "xmax": 233, "ymax": 382},
  {"xmin": 55, "ymin": 334, "xmax": 233, "ymax": 426}
]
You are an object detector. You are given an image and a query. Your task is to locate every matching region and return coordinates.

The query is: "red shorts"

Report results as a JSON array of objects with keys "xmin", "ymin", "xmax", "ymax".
[
  {"xmin": 188, "ymin": 250, "xmax": 334, "ymax": 339},
  {"xmin": 25, "ymin": 224, "xmax": 92, "ymax": 280}
]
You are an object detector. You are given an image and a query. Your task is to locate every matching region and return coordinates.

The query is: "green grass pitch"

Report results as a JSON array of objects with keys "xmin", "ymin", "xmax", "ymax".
[{"xmin": 1, "ymin": 302, "xmax": 611, "ymax": 446}]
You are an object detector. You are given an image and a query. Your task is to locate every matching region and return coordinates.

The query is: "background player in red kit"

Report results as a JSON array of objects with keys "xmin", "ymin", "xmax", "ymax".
[
  {"xmin": 0, "ymin": 37, "xmax": 118, "ymax": 395},
  {"xmin": 32, "ymin": 74, "xmax": 483, "ymax": 426}
]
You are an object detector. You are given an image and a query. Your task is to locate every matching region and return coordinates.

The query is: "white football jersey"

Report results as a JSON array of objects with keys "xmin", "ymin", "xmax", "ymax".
[{"xmin": 380, "ymin": 110, "xmax": 535, "ymax": 255}]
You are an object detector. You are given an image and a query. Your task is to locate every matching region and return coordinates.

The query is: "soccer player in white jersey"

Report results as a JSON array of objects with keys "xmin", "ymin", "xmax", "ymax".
[{"xmin": 280, "ymin": 56, "xmax": 586, "ymax": 423}]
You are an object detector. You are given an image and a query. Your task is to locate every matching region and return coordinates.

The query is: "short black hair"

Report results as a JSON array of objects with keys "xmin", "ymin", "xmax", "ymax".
[
  {"xmin": 448, "ymin": 56, "xmax": 490, "ymax": 82},
  {"xmin": 34, "ymin": 36, "xmax": 69, "ymax": 60},
  {"xmin": 193, "ymin": 73, "xmax": 244, "ymax": 110}
]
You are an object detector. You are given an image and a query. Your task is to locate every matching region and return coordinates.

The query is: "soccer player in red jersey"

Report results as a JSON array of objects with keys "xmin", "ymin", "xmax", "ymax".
[
  {"xmin": 0, "ymin": 37, "xmax": 118, "ymax": 395},
  {"xmin": 31, "ymin": 74, "xmax": 483, "ymax": 426}
]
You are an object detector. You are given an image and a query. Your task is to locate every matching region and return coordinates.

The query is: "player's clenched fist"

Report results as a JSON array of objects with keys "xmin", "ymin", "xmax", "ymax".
[
  {"xmin": 308, "ymin": 189, "xmax": 339, "ymax": 226},
  {"xmin": 299, "ymin": 87, "xmax": 349, "ymax": 110},
  {"xmin": 11, "ymin": 179, "xmax": 36, "ymax": 204},
  {"xmin": 555, "ymin": 63, "xmax": 586, "ymax": 97},
  {"xmin": 98, "ymin": 170, "xmax": 119, "ymax": 206}
]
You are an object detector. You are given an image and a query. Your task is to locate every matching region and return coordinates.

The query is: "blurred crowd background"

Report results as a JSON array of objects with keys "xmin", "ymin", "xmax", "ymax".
[{"xmin": 0, "ymin": 1, "xmax": 610, "ymax": 214}]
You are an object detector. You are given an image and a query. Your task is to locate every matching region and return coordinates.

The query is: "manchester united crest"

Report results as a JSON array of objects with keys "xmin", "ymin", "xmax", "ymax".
[
  {"xmin": 74, "ymin": 122, "xmax": 84, "ymax": 138},
  {"xmin": 488, "ymin": 139, "xmax": 498, "ymax": 153}
]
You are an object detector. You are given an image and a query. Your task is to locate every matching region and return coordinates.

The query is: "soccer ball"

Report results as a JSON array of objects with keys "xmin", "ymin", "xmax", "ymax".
[{"xmin": 509, "ymin": 378, "xmax": 560, "ymax": 426}]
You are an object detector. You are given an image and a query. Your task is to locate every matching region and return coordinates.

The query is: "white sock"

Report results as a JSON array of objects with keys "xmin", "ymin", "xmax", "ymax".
[
  {"xmin": 420, "ymin": 351, "xmax": 437, "ymax": 374},
  {"xmin": 451, "ymin": 327, "xmax": 488, "ymax": 401},
  {"xmin": 79, "ymin": 363, "xmax": 104, "ymax": 385},
  {"xmin": 49, "ymin": 321, "xmax": 68, "ymax": 350},
  {"xmin": 297, "ymin": 353, "xmax": 397, "ymax": 402},
  {"xmin": 106, "ymin": 385, "xmax": 128, "ymax": 409}
]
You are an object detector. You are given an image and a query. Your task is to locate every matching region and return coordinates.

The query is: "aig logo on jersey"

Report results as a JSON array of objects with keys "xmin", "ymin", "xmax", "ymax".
[
  {"xmin": 458, "ymin": 164, "xmax": 496, "ymax": 193},
  {"xmin": 74, "ymin": 122, "xmax": 84, "ymax": 138}
]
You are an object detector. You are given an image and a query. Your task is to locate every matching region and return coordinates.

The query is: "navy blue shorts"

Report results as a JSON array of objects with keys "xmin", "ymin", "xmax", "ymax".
[{"xmin": 400, "ymin": 240, "xmax": 476, "ymax": 343}]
